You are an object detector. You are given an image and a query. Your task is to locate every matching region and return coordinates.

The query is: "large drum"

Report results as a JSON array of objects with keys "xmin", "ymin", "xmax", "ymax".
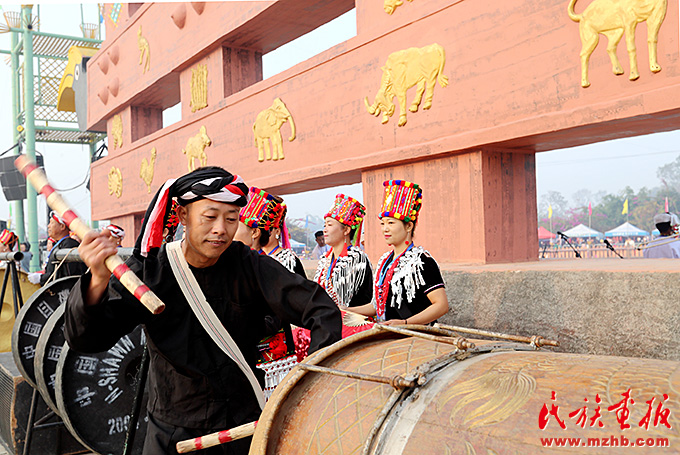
[{"xmin": 250, "ymin": 326, "xmax": 680, "ymax": 454}]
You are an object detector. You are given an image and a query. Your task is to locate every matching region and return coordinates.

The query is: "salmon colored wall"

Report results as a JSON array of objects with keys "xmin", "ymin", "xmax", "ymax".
[
  {"xmin": 362, "ymin": 150, "xmax": 537, "ymax": 264},
  {"xmin": 90, "ymin": 0, "xmax": 679, "ymax": 263}
]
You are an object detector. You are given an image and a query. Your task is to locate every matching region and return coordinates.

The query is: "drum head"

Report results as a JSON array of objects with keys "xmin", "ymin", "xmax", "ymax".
[
  {"xmin": 11, "ymin": 276, "xmax": 78, "ymax": 388},
  {"xmin": 55, "ymin": 325, "xmax": 148, "ymax": 455}
]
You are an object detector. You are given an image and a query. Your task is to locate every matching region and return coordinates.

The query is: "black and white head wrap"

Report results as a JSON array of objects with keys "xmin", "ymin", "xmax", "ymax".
[{"xmin": 135, "ymin": 167, "xmax": 249, "ymax": 256}]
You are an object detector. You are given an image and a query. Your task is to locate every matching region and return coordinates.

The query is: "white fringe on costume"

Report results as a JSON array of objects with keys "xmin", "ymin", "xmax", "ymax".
[
  {"xmin": 376, "ymin": 246, "xmax": 437, "ymax": 310},
  {"xmin": 273, "ymin": 248, "xmax": 299, "ymax": 273},
  {"xmin": 314, "ymin": 246, "xmax": 370, "ymax": 307}
]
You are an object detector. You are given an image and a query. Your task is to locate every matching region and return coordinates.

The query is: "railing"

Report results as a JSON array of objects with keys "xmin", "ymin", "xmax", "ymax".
[{"xmin": 539, "ymin": 245, "xmax": 643, "ymax": 259}]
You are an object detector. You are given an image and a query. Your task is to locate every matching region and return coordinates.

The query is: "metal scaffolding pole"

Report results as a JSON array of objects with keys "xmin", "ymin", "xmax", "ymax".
[
  {"xmin": 21, "ymin": 5, "xmax": 39, "ymax": 271},
  {"xmin": 89, "ymin": 142, "xmax": 99, "ymax": 230},
  {"xmin": 10, "ymin": 30, "xmax": 26, "ymax": 246}
]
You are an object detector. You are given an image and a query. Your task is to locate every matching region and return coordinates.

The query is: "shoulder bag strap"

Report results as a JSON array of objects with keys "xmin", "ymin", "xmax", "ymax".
[{"xmin": 166, "ymin": 240, "xmax": 265, "ymax": 409}]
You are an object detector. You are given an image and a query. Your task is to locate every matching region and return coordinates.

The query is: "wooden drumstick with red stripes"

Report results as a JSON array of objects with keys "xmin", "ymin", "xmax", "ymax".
[
  {"xmin": 15, "ymin": 155, "xmax": 165, "ymax": 315},
  {"xmin": 176, "ymin": 421, "xmax": 257, "ymax": 453}
]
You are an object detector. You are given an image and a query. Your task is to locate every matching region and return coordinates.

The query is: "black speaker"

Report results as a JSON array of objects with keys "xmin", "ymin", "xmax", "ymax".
[{"xmin": 0, "ymin": 155, "xmax": 44, "ymax": 201}]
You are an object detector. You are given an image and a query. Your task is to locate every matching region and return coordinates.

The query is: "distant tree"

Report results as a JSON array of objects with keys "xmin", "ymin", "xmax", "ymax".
[
  {"xmin": 571, "ymin": 188, "xmax": 605, "ymax": 209},
  {"xmin": 538, "ymin": 191, "xmax": 568, "ymax": 219},
  {"xmin": 657, "ymin": 155, "xmax": 680, "ymax": 192}
]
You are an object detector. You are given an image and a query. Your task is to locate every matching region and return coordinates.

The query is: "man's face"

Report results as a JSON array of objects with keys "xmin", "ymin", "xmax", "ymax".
[
  {"xmin": 20, "ymin": 244, "xmax": 26, "ymax": 252},
  {"xmin": 177, "ymin": 199, "xmax": 240, "ymax": 267},
  {"xmin": 315, "ymin": 235, "xmax": 325, "ymax": 247},
  {"xmin": 47, "ymin": 218, "xmax": 68, "ymax": 240}
]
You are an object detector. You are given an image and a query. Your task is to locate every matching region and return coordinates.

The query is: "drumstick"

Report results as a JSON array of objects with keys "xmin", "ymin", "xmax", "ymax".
[
  {"xmin": 15, "ymin": 155, "xmax": 165, "ymax": 315},
  {"xmin": 176, "ymin": 421, "xmax": 257, "ymax": 453}
]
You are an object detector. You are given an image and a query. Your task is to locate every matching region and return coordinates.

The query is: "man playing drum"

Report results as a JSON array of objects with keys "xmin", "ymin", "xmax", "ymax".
[{"xmin": 64, "ymin": 166, "xmax": 342, "ymax": 455}]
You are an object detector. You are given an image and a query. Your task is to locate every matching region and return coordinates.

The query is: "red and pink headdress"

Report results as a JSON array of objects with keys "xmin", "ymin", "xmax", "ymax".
[
  {"xmin": 0, "ymin": 230, "xmax": 18, "ymax": 249},
  {"xmin": 379, "ymin": 180, "xmax": 423, "ymax": 223},
  {"xmin": 325, "ymin": 194, "xmax": 366, "ymax": 246},
  {"xmin": 240, "ymin": 187, "xmax": 290, "ymax": 249}
]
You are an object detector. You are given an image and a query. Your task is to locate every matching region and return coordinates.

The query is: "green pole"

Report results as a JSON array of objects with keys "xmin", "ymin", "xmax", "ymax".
[
  {"xmin": 10, "ymin": 30, "xmax": 26, "ymax": 246},
  {"xmin": 89, "ymin": 142, "xmax": 99, "ymax": 230},
  {"xmin": 22, "ymin": 5, "xmax": 39, "ymax": 272}
]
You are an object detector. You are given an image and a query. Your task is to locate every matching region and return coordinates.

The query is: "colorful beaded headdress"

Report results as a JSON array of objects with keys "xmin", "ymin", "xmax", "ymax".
[
  {"xmin": 379, "ymin": 180, "xmax": 423, "ymax": 223},
  {"xmin": 0, "ymin": 230, "xmax": 17, "ymax": 249},
  {"xmin": 240, "ymin": 187, "xmax": 291, "ymax": 248},
  {"xmin": 325, "ymin": 194, "xmax": 366, "ymax": 246}
]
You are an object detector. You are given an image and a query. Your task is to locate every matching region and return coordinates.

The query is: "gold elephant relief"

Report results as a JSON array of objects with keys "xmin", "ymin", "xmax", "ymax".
[
  {"xmin": 108, "ymin": 167, "xmax": 123, "ymax": 198},
  {"xmin": 183, "ymin": 126, "xmax": 211, "ymax": 171},
  {"xmin": 253, "ymin": 98, "xmax": 296, "ymax": 162},
  {"xmin": 365, "ymin": 43, "xmax": 449, "ymax": 127},
  {"xmin": 568, "ymin": 0, "xmax": 667, "ymax": 88}
]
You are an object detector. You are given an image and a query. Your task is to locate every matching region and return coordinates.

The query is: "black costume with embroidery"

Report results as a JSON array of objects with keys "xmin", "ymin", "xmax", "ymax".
[
  {"xmin": 65, "ymin": 241, "xmax": 340, "ymax": 455},
  {"xmin": 374, "ymin": 246, "xmax": 445, "ymax": 322}
]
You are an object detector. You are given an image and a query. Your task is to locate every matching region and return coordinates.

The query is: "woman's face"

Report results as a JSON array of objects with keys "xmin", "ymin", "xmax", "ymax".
[
  {"xmin": 0, "ymin": 243, "xmax": 9, "ymax": 253},
  {"xmin": 233, "ymin": 221, "xmax": 255, "ymax": 247},
  {"xmin": 380, "ymin": 217, "xmax": 411, "ymax": 247},
  {"xmin": 324, "ymin": 217, "xmax": 349, "ymax": 248}
]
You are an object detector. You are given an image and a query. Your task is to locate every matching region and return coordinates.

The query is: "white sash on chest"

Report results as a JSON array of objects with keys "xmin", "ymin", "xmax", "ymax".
[{"xmin": 166, "ymin": 240, "xmax": 265, "ymax": 409}]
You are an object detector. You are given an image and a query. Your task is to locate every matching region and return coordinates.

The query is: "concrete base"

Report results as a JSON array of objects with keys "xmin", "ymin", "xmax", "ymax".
[{"xmin": 303, "ymin": 258, "xmax": 680, "ymax": 361}]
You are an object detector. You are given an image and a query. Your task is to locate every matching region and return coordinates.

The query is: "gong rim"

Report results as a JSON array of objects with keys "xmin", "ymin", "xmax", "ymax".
[
  {"xmin": 34, "ymin": 304, "xmax": 65, "ymax": 415},
  {"xmin": 11, "ymin": 276, "xmax": 78, "ymax": 389}
]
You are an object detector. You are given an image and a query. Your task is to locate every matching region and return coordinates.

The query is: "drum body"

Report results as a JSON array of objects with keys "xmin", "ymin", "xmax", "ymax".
[{"xmin": 251, "ymin": 328, "xmax": 680, "ymax": 455}]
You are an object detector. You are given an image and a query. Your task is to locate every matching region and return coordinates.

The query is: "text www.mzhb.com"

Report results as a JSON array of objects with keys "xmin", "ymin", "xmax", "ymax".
[{"xmin": 541, "ymin": 435, "xmax": 670, "ymax": 448}]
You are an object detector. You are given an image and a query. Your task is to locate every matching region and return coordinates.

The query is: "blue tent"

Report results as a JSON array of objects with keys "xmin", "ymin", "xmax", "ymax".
[{"xmin": 605, "ymin": 222, "xmax": 649, "ymax": 238}]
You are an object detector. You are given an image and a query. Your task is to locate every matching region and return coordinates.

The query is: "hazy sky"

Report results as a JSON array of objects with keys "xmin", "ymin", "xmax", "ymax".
[{"xmin": 0, "ymin": 2, "xmax": 677, "ymax": 233}]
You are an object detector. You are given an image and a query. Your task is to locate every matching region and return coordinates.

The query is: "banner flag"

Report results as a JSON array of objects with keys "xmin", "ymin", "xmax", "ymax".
[{"xmin": 622, "ymin": 198, "xmax": 629, "ymax": 215}]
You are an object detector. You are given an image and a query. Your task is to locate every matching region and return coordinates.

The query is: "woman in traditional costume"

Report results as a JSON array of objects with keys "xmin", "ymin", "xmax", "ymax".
[
  {"xmin": 234, "ymin": 187, "xmax": 305, "ymax": 277},
  {"xmin": 234, "ymin": 187, "xmax": 301, "ymax": 394},
  {"xmin": 314, "ymin": 194, "xmax": 373, "ymax": 308},
  {"xmin": 0, "ymin": 230, "xmax": 18, "ymax": 253},
  {"xmin": 354, "ymin": 180, "xmax": 449, "ymax": 325}
]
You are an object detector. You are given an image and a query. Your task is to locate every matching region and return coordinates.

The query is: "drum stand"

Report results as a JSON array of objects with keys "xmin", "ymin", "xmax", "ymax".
[
  {"xmin": 122, "ymin": 343, "xmax": 150, "ymax": 455},
  {"xmin": 21, "ymin": 392, "xmax": 87, "ymax": 455},
  {"xmin": 0, "ymin": 260, "xmax": 24, "ymax": 318}
]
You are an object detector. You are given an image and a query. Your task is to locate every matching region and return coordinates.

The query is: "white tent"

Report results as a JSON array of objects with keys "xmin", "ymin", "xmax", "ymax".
[
  {"xmin": 605, "ymin": 221, "xmax": 649, "ymax": 238},
  {"xmin": 562, "ymin": 223, "xmax": 604, "ymax": 238}
]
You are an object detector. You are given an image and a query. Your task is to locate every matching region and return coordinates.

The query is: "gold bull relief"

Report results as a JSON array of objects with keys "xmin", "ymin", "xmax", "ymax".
[
  {"xmin": 365, "ymin": 43, "xmax": 449, "ymax": 127},
  {"xmin": 568, "ymin": 0, "xmax": 667, "ymax": 88},
  {"xmin": 253, "ymin": 98, "xmax": 296, "ymax": 162},
  {"xmin": 108, "ymin": 167, "xmax": 123, "ymax": 198},
  {"xmin": 183, "ymin": 126, "xmax": 211, "ymax": 171}
]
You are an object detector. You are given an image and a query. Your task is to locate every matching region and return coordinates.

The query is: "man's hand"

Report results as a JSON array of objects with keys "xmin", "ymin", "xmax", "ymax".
[{"xmin": 79, "ymin": 229, "xmax": 118, "ymax": 306}]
